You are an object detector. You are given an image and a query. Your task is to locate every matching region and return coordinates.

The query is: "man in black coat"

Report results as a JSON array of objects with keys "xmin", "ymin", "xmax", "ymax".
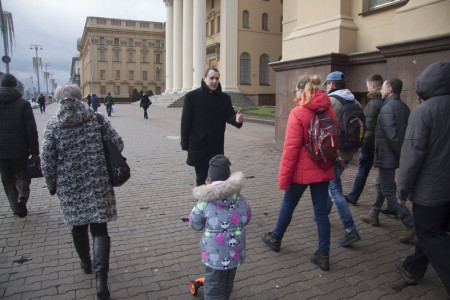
[
  {"xmin": 139, "ymin": 93, "xmax": 151, "ymax": 119},
  {"xmin": 0, "ymin": 74, "xmax": 40, "ymax": 218},
  {"xmin": 394, "ymin": 61, "xmax": 450, "ymax": 297},
  {"xmin": 38, "ymin": 93, "xmax": 46, "ymax": 113},
  {"xmin": 360, "ymin": 78, "xmax": 415, "ymax": 243},
  {"xmin": 181, "ymin": 67, "xmax": 244, "ymax": 186}
]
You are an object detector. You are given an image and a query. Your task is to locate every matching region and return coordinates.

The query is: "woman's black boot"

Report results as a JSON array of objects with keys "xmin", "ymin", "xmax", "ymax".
[
  {"xmin": 72, "ymin": 229, "xmax": 92, "ymax": 274},
  {"xmin": 310, "ymin": 250, "xmax": 330, "ymax": 271},
  {"xmin": 93, "ymin": 235, "xmax": 111, "ymax": 300}
]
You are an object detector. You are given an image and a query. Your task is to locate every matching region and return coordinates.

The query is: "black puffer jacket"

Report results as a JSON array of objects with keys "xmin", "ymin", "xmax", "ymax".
[
  {"xmin": 360, "ymin": 91, "xmax": 383, "ymax": 155},
  {"xmin": 180, "ymin": 80, "xmax": 242, "ymax": 167},
  {"xmin": 373, "ymin": 94, "xmax": 410, "ymax": 169},
  {"xmin": 0, "ymin": 87, "xmax": 39, "ymax": 159},
  {"xmin": 397, "ymin": 60, "xmax": 450, "ymax": 207}
]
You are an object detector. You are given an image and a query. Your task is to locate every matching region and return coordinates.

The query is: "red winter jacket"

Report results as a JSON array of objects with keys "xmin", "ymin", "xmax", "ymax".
[{"xmin": 278, "ymin": 90, "xmax": 336, "ymax": 190}]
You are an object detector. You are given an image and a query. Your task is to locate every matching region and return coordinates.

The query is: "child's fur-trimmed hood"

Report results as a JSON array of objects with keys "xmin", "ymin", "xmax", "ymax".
[{"xmin": 193, "ymin": 172, "xmax": 245, "ymax": 201}]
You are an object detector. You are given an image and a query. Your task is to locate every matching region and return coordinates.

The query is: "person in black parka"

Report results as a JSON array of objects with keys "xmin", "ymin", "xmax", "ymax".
[
  {"xmin": 139, "ymin": 93, "xmax": 151, "ymax": 119},
  {"xmin": 0, "ymin": 74, "xmax": 40, "ymax": 218},
  {"xmin": 38, "ymin": 93, "xmax": 46, "ymax": 113},
  {"xmin": 180, "ymin": 67, "xmax": 244, "ymax": 186}
]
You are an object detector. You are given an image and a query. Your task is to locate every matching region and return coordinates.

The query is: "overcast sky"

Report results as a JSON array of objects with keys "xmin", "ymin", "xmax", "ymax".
[{"xmin": 1, "ymin": 0, "xmax": 166, "ymax": 94}]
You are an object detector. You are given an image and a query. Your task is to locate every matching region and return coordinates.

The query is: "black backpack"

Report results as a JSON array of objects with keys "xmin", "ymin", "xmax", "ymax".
[{"xmin": 333, "ymin": 95, "xmax": 366, "ymax": 151}]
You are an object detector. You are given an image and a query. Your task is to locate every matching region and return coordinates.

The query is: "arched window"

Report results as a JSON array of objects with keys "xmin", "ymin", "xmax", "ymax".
[
  {"xmin": 259, "ymin": 54, "xmax": 270, "ymax": 85},
  {"xmin": 240, "ymin": 52, "xmax": 251, "ymax": 84},
  {"xmin": 262, "ymin": 13, "xmax": 268, "ymax": 30},
  {"xmin": 242, "ymin": 10, "xmax": 249, "ymax": 28}
]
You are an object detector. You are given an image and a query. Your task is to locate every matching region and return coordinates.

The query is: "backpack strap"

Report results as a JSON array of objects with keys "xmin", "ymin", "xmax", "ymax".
[{"xmin": 330, "ymin": 94, "xmax": 346, "ymax": 106}]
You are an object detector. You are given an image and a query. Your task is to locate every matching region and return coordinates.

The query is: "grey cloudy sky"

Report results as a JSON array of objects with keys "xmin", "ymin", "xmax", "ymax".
[{"xmin": 1, "ymin": 0, "xmax": 166, "ymax": 93}]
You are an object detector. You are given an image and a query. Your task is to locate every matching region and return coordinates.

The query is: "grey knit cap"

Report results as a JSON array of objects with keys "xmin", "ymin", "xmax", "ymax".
[{"xmin": 208, "ymin": 154, "xmax": 231, "ymax": 181}]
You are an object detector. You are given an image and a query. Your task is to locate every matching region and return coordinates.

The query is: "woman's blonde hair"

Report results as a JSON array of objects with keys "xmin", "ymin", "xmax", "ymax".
[{"xmin": 297, "ymin": 75, "xmax": 322, "ymax": 106}]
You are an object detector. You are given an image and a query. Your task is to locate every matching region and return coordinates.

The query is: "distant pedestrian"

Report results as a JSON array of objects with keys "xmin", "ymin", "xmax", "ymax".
[
  {"xmin": 139, "ymin": 93, "xmax": 151, "ymax": 119},
  {"xmin": 394, "ymin": 61, "xmax": 450, "ymax": 296},
  {"xmin": 87, "ymin": 94, "xmax": 91, "ymax": 107},
  {"xmin": 41, "ymin": 84, "xmax": 125, "ymax": 300},
  {"xmin": 104, "ymin": 92, "xmax": 114, "ymax": 116},
  {"xmin": 181, "ymin": 67, "xmax": 244, "ymax": 186},
  {"xmin": 0, "ymin": 74, "xmax": 40, "ymax": 218},
  {"xmin": 261, "ymin": 75, "xmax": 335, "ymax": 271},
  {"xmin": 38, "ymin": 93, "xmax": 46, "ymax": 113},
  {"xmin": 189, "ymin": 155, "xmax": 251, "ymax": 300},
  {"xmin": 91, "ymin": 93, "xmax": 99, "ymax": 112}
]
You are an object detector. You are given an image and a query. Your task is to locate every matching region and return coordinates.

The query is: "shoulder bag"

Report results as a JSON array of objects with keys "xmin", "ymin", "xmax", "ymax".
[{"xmin": 27, "ymin": 156, "xmax": 44, "ymax": 178}]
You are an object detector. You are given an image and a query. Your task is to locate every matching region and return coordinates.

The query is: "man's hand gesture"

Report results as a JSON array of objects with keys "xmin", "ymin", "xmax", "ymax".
[{"xmin": 236, "ymin": 110, "xmax": 244, "ymax": 124}]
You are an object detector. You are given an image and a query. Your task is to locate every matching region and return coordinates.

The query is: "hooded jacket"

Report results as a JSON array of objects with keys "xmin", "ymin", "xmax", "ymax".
[
  {"xmin": 397, "ymin": 60, "xmax": 450, "ymax": 207},
  {"xmin": 373, "ymin": 94, "xmax": 410, "ymax": 169},
  {"xmin": 180, "ymin": 80, "xmax": 242, "ymax": 167},
  {"xmin": 41, "ymin": 98, "xmax": 124, "ymax": 225},
  {"xmin": 360, "ymin": 90, "xmax": 384, "ymax": 155},
  {"xmin": 278, "ymin": 90, "xmax": 335, "ymax": 190},
  {"xmin": 91, "ymin": 94, "xmax": 99, "ymax": 109},
  {"xmin": 0, "ymin": 87, "xmax": 39, "ymax": 159},
  {"xmin": 189, "ymin": 172, "xmax": 251, "ymax": 270},
  {"xmin": 140, "ymin": 95, "xmax": 151, "ymax": 109}
]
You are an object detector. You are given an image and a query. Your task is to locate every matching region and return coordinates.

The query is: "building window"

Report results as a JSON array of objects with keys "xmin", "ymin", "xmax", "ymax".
[
  {"xmin": 140, "ymin": 22, "xmax": 149, "ymax": 28},
  {"xmin": 211, "ymin": 19, "xmax": 215, "ymax": 35},
  {"xmin": 156, "ymin": 53, "xmax": 161, "ymax": 64},
  {"xmin": 114, "ymin": 70, "xmax": 120, "ymax": 80},
  {"xmin": 218, "ymin": 16, "xmax": 220, "ymax": 32},
  {"xmin": 142, "ymin": 53, "xmax": 148, "ymax": 63},
  {"xmin": 100, "ymin": 86, "xmax": 106, "ymax": 95},
  {"xmin": 126, "ymin": 21, "xmax": 136, "ymax": 27},
  {"xmin": 259, "ymin": 54, "xmax": 270, "ymax": 85},
  {"xmin": 99, "ymin": 37, "xmax": 105, "ymax": 45},
  {"xmin": 240, "ymin": 52, "xmax": 251, "ymax": 84},
  {"xmin": 154, "ymin": 23, "xmax": 163, "ymax": 29},
  {"xmin": 114, "ymin": 52, "xmax": 120, "ymax": 62},
  {"xmin": 142, "ymin": 71, "xmax": 148, "ymax": 81},
  {"xmin": 262, "ymin": 13, "xmax": 269, "ymax": 30},
  {"xmin": 243, "ymin": 10, "xmax": 249, "ymax": 28},
  {"xmin": 156, "ymin": 86, "xmax": 161, "ymax": 94},
  {"xmin": 97, "ymin": 19, "xmax": 106, "ymax": 25},
  {"xmin": 369, "ymin": 0, "xmax": 403, "ymax": 9},
  {"xmin": 128, "ymin": 39, "xmax": 133, "ymax": 46},
  {"xmin": 156, "ymin": 40, "xmax": 160, "ymax": 48},
  {"xmin": 100, "ymin": 70, "xmax": 106, "ymax": 80},
  {"xmin": 156, "ymin": 70, "xmax": 161, "ymax": 81},
  {"xmin": 206, "ymin": 22, "xmax": 209, "ymax": 37},
  {"xmin": 114, "ymin": 86, "xmax": 120, "ymax": 95},
  {"xmin": 112, "ymin": 20, "xmax": 121, "ymax": 26},
  {"xmin": 129, "ymin": 71, "xmax": 134, "ymax": 80},
  {"xmin": 211, "ymin": 0, "xmax": 214, "ymax": 9},
  {"xmin": 114, "ymin": 38, "xmax": 119, "ymax": 45},
  {"xmin": 128, "ymin": 52, "xmax": 134, "ymax": 62},
  {"xmin": 142, "ymin": 39, "xmax": 148, "ymax": 47},
  {"xmin": 99, "ymin": 51, "xmax": 105, "ymax": 61}
]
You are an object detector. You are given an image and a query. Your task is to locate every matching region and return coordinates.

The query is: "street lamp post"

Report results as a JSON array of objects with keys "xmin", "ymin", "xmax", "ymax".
[
  {"xmin": 43, "ymin": 62, "xmax": 50, "ymax": 96},
  {"xmin": 30, "ymin": 44, "xmax": 43, "ymax": 95}
]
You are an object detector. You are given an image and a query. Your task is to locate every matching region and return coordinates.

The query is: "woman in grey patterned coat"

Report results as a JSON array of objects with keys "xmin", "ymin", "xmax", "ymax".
[{"xmin": 41, "ymin": 84, "xmax": 123, "ymax": 300}]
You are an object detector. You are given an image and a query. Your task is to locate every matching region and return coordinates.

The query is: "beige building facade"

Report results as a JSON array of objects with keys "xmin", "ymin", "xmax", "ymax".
[
  {"xmin": 271, "ymin": 0, "xmax": 450, "ymax": 149},
  {"xmin": 78, "ymin": 17, "xmax": 165, "ymax": 101},
  {"xmin": 164, "ymin": 0, "xmax": 282, "ymax": 105}
]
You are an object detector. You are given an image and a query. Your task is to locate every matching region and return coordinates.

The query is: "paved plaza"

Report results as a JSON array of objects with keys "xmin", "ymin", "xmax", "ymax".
[{"xmin": 0, "ymin": 102, "xmax": 447, "ymax": 299}]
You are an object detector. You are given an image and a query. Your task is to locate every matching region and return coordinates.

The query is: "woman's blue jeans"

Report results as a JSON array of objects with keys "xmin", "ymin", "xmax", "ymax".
[{"xmin": 273, "ymin": 181, "xmax": 330, "ymax": 253}]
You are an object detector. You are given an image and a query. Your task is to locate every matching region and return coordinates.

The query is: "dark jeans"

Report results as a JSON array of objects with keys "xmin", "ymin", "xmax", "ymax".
[
  {"xmin": 72, "ymin": 222, "xmax": 108, "ymax": 237},
  {"xmin": 39, "ymin": 102, "xmax": 45, "ymax": 113},
  {"xmin": 403, "ymin": 203, "xmax": 450, "ymax": 295},
  {"xmin": 0, "ymin": 159, "xmax": 31, "ymax": 214},
  {"xmin": 273, "ymin": 181, "xmax": 330, "ymax": 253},
  {"xmin": 370, "ymin": 168, "xmax": 414, "ymax": 227},
  {"xmin": 106, "ymin": 106, "xmax": 112, "ymax": 116},
  {"xmin": 204, "ymin": 266, "xmax": 237, "ymax": 300},
  {"xmin": 347, "ymin": 152, "xmax": 374, "ymax": 203},
  {"xmin": 143, "ymin": 108, "xmax": 148, "ymax": 118},
  {"xmin": 195, "ymin": 165, "xmax": 208, "ymax": 186}
]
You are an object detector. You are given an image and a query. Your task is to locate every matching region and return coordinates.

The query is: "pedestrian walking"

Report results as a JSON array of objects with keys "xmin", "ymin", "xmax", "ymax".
[
  {"xmin": 87, "ymin": 94, "xmax": 91, "ymax": 107},
  {"xmin": 0, "ymin": 74, "xmax": 40, "ymax": 218},
  {"xmin": 91, "ymin": 93, "xmax": 99, "ymax": 112},
  {"xmin": 38, "ymin": 93, "xmax": 46, "ymax": 113},
  {"xmin": 104, "ymin": 92, "xmax": 114, "ymax": 116},
  {"xmin": 189, "ymin": 155, "xmax": 251, "ymax": 299},
  {"xmin": 140, "ymin": 93, "xmax": 151, "ymax": 119},
  {"xmin": 41, "ymin": 84, "xmax": 125, "ymax": 300}
]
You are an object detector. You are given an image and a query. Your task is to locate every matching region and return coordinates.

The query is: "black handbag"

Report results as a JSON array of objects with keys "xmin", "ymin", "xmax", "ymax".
[
  {"xmin": 96, "ymin": 114, "xmax": 130, "ymax": 187},
  {"xmin": 27, "ymin": 156, "xmax": 43, "ymax": 178}
]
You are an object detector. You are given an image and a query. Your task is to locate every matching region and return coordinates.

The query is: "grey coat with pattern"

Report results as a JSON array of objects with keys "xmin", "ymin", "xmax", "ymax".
[{"xmin": 41, "ymin": 98, "xmax": 124, "ymax": 225}]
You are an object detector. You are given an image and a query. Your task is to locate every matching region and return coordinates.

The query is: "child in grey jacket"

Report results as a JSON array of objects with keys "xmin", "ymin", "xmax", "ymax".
[{"xmin": 189, "ymin": 155, "xmax": 251, "ymax": 299}]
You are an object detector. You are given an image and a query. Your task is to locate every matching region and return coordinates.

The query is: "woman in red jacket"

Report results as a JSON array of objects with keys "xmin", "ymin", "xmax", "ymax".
[{"xmin": 261, "ymin": 75, "xmax": 336, "ymax": 271}]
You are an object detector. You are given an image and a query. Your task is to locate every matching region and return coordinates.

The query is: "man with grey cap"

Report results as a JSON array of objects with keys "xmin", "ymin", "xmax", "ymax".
[
  {"xmin": 321, "ymin": 71, "xmax": 362, "ymax": 247},
  {"xmin": 0, "ymin": 74, "xmax": 40, "ymax": 218}
]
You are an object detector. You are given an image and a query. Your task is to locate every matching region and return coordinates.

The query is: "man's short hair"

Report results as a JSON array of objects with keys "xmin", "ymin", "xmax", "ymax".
[
  {"xmin": 366, "ymin": 74, "xmax": 383, "ymax": 88},
  {"xmin": 204, "ymin": 67, "xmax": 219, "ymax": 77},
  {"xmin": 386, "ymin": 78, "xmax": 403, "ymax": 94}
]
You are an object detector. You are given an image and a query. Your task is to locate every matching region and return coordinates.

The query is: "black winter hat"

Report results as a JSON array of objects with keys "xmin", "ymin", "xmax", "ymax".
[
  {"xmin": 1, "ymin": 74, "xmax": 17, "ymax": 87},
  {"xmin": 208, "ymin": 154, "xmax": 231, "ymax": 181}
]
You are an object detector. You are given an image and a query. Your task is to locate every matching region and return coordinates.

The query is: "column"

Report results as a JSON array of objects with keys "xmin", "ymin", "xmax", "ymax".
[
  {"xmin": 219, "ymin": 0, "xmax": 240, "ymax": 92},
  {"xmin": 192, "ymin": 0, "xmax": 206, "ymax": 89},
  {"xmin": 164, "ymin": 0, "xmax": 173, "ymax": 93},
  {"xmin": 182, "ymin": 0, "xmax": 193, "ymax": 91},
  {"xmin": 172, "ymin": 0, "xmax": 183, "ymax": 93}
]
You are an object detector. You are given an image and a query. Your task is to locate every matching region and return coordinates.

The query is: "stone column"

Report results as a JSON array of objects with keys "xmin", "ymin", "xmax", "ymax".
[
  {"xmin": 182, "ymin": 0, "xmax": 193, "ymax": 91},
  {"xmin": 219, "ymin": 0, "xmax": 240, "ymax": 92},
  {"xmin": 192, "ymin": 0, "xmax": 206, "ymax": 89},
  {"xmin": 172, "ymin": 0, "xmax": 183, "ymax": 92},
  {"xmin": 164, "ymin": 0, "xmax": 173, "ymax": 93}
]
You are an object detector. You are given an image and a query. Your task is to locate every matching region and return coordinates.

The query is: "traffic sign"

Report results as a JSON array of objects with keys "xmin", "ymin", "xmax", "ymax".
[{"xmin": 2, "ymin": 56, "xmax": 11, "ymax": 64}]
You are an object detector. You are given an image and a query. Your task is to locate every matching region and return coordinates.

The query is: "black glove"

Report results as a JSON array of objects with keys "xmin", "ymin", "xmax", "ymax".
[{"xmin": 49, "ymin": 189, "xmax": 56, "ymax": 196}]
